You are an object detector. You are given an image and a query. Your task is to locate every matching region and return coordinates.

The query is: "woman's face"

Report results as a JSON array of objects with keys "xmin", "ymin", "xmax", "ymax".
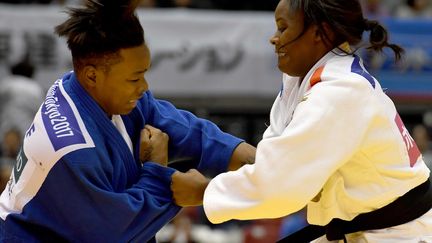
[{"xmin": 270, "ymin": 0, "xmax": 321, "ymax": 77}]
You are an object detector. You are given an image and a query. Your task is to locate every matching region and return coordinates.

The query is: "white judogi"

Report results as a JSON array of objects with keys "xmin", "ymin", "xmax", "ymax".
[{"xmin": 203, "ymin": 47, "xmax": 432, "ymax": 242}]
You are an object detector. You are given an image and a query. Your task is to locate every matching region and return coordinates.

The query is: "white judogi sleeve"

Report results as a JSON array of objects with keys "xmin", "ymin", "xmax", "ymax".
[{"xmin": 203, "ymin": 75, "xmax": 374, "ymax": 223}]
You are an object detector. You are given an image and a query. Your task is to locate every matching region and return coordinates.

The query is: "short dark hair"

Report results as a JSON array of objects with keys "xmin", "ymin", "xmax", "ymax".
[
  {"xmin": 286, "ymin": 0, "xmax": 404, "ymax": 61},
  {"xmin": 54, "ymin": 0, "xmax": 145, "ymax": 71}
]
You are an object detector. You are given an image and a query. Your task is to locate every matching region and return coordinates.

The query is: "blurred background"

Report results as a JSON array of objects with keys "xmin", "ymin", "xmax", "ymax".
[{"xmin": 0, "ymin": 0, "xmax": 431, "ymax": 242}]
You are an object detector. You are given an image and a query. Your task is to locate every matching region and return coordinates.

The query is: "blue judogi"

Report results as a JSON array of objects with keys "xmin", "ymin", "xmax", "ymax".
[{"xmin": 0, "ymin": 72, "xmax": 242, "ymax": 242}]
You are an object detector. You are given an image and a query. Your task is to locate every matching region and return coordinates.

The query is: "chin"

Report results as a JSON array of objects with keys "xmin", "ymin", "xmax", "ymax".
[
  {"xmin": 278, "ymin": 59, "xmax": 290, "ymax": 73},
  {"xmin": 278, "ymin": 64, "xmax": 291, "ymax": 75},
  {"xmin": 278, "ymin": 64, "xmax": 301, "ymax": 77},
  {"xmin": 119, "ymin": 109, "xmax": 134, "ymax": 115},
  {"xmin": 125, "ymin": 106, "xmax": 137, "ymax": 114}
]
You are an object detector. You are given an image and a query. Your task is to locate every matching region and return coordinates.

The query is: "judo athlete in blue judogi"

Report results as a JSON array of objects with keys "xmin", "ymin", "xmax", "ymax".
[{"xmin": 0, "ymin": 1, "xmax": 256, "ymax": 242}]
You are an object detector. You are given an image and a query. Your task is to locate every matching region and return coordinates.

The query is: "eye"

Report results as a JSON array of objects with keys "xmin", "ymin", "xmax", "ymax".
[
  {"xmin": 278, "ymin": 27, "xmax": 286, "ymax": 33},
  {"xmin": 129, "ymin": 76, "xmax": 145, "ymax": 83}
]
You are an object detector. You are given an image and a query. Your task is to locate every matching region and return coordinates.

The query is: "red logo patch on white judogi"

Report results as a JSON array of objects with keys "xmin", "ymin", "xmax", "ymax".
[{"xmin": 395, "ymin": 113, "xmax": 421, "ymax": 167}]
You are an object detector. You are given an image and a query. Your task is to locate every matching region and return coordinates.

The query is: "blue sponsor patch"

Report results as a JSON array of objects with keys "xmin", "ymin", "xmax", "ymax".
[
  {"xmin": 41, "ymin": 81, "xmax": 85, "ymax": 151},
  {"xmin": 351, "ymin": 55, "xmax": 376, "ymax": 88}
]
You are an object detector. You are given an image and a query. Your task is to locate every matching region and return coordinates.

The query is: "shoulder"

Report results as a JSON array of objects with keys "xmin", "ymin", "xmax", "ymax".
[
  {"xmin": 320, "ymin": 54, "xmax": 377, "ymax": 88},
  {"xmin": 306, "ymin": 55, "xmax": 378, "ymax": 100},
  {"xmin": 24, "ymin": 79, "xmax": 95, "ymax": 169},
  {"xmin": 304, "ymin": 55, "xmax": 379, "ymax": 109}
]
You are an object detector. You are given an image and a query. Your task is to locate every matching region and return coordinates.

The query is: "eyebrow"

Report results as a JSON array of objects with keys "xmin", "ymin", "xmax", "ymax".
[
  {"xmin": 276, "ymin": 17, "xmax": 288, "ymax": 24},
  {"xmin": 133, "ymin": 64, "xmax": 151, "ymax": 74},
  {"xmin": 135, "ymin": 70, "xmax": 146, "ymax": 74}
]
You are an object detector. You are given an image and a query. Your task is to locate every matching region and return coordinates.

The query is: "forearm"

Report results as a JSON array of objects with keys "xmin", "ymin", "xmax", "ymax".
[
  {"xmin": 171, "ymin": 143, "xmax": 256, "ymax": 207},
  {"xmin": 228, "ymin": 142, "xmax": 256, "ymax": 171}
]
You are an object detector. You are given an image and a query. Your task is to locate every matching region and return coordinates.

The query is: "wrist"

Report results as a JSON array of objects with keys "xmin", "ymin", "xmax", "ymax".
[{"xmin": 198, "ymin": 178, "xmax": 210, "ymax": 199}]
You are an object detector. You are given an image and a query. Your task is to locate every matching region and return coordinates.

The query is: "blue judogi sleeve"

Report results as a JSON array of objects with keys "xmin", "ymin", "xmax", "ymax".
[{"xmin": 139, "ymin": 91, "xmax": 244, "ymax": 175}]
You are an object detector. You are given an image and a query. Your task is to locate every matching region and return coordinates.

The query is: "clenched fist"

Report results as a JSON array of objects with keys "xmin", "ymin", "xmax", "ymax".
[
  {"xmin": 171, "ymin": 169, "xmax": 210, "ymax": 207},
  {"xmin": 140, "ymin": 125, "xmax": 169, "ymax": 166}
]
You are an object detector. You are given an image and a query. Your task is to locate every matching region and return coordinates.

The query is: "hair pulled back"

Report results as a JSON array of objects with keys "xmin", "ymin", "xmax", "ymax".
[{"xmin": 286, "ymin": 0, "xmax": 404, "ymax": 61}]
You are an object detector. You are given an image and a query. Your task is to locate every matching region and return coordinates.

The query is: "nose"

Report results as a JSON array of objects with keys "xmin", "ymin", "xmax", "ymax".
[
  {"xmin": 270, "ymin": 35, "xmax": 279, "ymax": 46},
  {"xmin": 138, "ymin": 79, "xmax": 149, "ymax": 94}
]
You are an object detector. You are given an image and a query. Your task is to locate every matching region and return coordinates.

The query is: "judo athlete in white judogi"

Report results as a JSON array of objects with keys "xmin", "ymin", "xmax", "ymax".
[
  {"xmin": 203, "ymin": 50, "xmax": 432, "ymax": 243},
  {"xmin": 172, "ymin": 0, "xmax": 432, "ymax": 242}
]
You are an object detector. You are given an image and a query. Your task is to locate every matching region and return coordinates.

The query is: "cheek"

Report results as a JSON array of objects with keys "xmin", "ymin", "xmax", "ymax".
[
  {"xmin": 114, "ymin": 92, "xmax": 130, "ymax": 104},
  {"xmin": 116, "ymin": 88, "xmax": 136, "ymax": 105}
]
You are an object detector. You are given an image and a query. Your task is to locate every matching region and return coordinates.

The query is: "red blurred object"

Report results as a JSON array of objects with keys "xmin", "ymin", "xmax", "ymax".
[{"xmin": 243, "ymin": 219, "xmax": 283, "ymax": 243}]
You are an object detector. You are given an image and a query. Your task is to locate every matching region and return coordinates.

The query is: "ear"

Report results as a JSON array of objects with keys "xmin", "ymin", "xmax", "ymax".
[
  {"xmin": 81, "ymin": 65, "xmax": 104, "ymax": 87},
  {"xmin": 314, "ymin": 22, "xmax": 335, "ymax": 46}
]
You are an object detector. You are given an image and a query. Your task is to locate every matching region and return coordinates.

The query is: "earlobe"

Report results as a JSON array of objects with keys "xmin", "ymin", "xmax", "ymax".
[{"xmin": 313, "ymin": 25, "xmax": 323, "ymax": 42}]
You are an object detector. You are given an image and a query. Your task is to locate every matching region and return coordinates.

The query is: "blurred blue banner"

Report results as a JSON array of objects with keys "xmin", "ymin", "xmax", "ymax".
[{"xmin": 362, "ymin": 18, "xmax": 432, "ymax": 101}]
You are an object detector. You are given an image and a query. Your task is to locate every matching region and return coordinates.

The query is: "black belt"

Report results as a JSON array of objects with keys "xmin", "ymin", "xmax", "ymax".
[{"xmin": 277, "ymin": 178, "xmax": 432, "ymax": 243}]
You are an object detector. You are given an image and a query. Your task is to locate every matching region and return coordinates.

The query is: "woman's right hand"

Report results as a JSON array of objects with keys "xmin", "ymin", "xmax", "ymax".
[{"xmin": 140, "ymin": 125, "xmax": 169, "ymax": 166}]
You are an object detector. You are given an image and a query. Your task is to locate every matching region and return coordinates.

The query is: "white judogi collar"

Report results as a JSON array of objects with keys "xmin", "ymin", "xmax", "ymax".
[
  {"xmin": 264, "ymin": 45, "xmax": 348, "ymax": 139},
  {"xmin": 111, "ymin": 115, "xmax": 133, "ymax": 154}
]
